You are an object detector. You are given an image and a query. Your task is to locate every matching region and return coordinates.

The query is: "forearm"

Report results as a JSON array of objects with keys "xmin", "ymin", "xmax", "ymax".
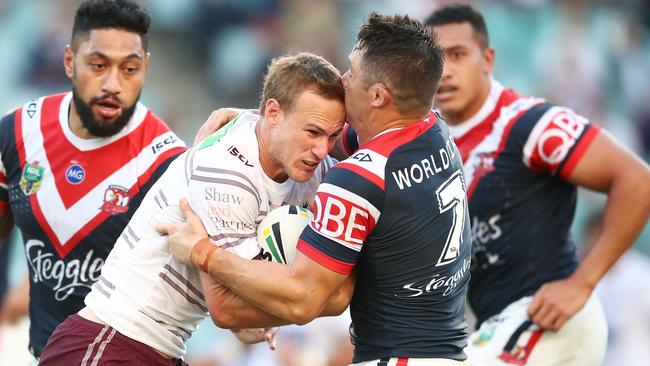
[
  {"xmin": 199, "ymin": 271, "xmax": 290, "ymax": 329},
  {"xmin": 0, "ymin": 210, "xmax": 14, "ymax": 243},
  {"xmin": 201, "ymin": 248, "xmax": 333, "ymax": 325},
  {"xmin": 573, "ymin": 169, "xmax": 650, "ymax": 288}
]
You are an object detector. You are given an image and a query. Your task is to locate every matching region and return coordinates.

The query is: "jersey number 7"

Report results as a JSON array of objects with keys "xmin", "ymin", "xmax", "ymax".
[{"xmin": 434, "ymin": 170, "xmax": 467, "ymax": 266}]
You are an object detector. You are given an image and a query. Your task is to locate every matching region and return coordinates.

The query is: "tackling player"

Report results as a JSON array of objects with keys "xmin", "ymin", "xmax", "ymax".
[
  {"xmin": 160, "ymin": 13, "xmax": 473, "ymax": 366},
  {"xmin": 0, "ymin": 0, "xmax": 185, "ymax": 361},
  {"xmin": 423, "ymin": 5, "xmax": 650, "ymax": 365}
]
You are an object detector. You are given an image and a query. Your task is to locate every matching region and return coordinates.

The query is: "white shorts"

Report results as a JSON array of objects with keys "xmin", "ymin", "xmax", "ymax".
[
  {"xmin": 465, "ymin": 294, "xmax": 607, "ymax": 366},
  {"xmin": 351, "ymin": 357, "xmax": 470, "ymax": 366}
]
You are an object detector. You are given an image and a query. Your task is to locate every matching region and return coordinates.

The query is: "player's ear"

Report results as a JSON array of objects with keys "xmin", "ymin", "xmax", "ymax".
[
  {"xmin": 369, "ymin": 83, "xmax": 390, "ymax": 109},
  {"xmin": 481, "ymin": 47, "xmax": 495, "ymax": 75},
  {"xmin": 143, "ymin": 52, "xmax": 151, "ymax": 75},
  {"xmin": 64, "ymin": 45, "xmax": 74, "ymax": 78},
  {"xmin": 264, "ymin": 99, "xmax": 282, "ymax": 126}
]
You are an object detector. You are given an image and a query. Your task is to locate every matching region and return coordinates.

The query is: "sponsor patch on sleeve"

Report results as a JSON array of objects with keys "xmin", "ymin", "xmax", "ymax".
[{"xmin": 522, "ymin": 107, "xmax": 596, "ymax": 175}]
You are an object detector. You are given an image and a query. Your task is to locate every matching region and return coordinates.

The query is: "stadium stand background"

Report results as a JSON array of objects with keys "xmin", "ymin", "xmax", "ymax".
[{"xmin": 0, "ymin": 1, "xmax": 649, "ymax": 365}]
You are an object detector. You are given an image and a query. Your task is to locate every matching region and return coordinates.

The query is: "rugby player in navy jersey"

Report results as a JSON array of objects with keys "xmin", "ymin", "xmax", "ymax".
[
  {"xmin": 159, "ymin": 13, "xmax": 473, "ymax": 366},
  {"xmin": 421, "ymin": 4, "xmax": 650, "ymax": 366},
  {"xmin": 0, "ymin": 0, "xmax": 186, "ymax": 360}
]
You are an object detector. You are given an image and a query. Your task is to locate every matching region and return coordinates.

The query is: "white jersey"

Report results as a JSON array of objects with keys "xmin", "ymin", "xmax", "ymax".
[{"xmin": 85, "ymin": 112, "xmax": 335, "ymax": 358}]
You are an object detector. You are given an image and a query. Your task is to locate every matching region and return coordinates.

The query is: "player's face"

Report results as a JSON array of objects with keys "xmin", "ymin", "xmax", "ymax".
[
  {"xmin": 64, "ymin": 28, "xmax": 149, "ymax": 137},
  {"xmin": 342, "ymin": 48, "xmax": 371, "ymax": 129},
  {"xmin": 433, "ymin": 22, "xmax": 494, "ymax": 125},
  {"xmin": 271, "ymin": 91, "xmax": 345, "ymax": 182}
]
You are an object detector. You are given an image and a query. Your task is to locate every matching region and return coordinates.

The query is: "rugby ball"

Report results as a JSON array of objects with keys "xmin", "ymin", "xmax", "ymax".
[{"xmin": 256, "ymin": 205, "xmax": 312, "ymax": 265}]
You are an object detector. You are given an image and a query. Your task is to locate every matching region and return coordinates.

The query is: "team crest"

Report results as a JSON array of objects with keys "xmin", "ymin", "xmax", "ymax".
[
  {"xmin": 473, "ymin": 152, "xmax": 495, "ymax": 178},
  {"xmin": 101, "ymin": 185, "xmax": 130, "ymax": 215},
  {"xmin": 20, "ymin": 161, "xmax": 44, "ymax": 196}
]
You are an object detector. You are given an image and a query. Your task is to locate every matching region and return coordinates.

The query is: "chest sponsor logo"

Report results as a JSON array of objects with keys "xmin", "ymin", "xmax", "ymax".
[
  {"xmin": 227, "ymin": 146, "xmax": 253, "ymax": 167},
  {"xmin": 210, "ymin": 217, "xmax": 255, "ymax": 230},
  {"xmin": 471, "ymin": 214, "xmax": 504, "ymax": 269},
  {"xmin": 205, "ymin": 188, "xmax": 243, "ymax": 204},
  {"xmin": 26, "ymin": 239, "xmax": 104, "ymax": 301},
  {"xmin": 65, "ymin": 164, "xmax": 86, "ymax": 185},
  {"xmin": 151, "ymin": 135, "xmax": 179, "ymax": 154},
  {"xmin": 101, "ymin": 185, "xmax": 130, "ymax": 215},
  {"xmin": 20, "ymin": 161, "xmax": 44, "ymax": 196}
]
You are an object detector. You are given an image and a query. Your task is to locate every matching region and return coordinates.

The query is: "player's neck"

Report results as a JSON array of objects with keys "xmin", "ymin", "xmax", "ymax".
[
  {"xmin": 358, "ymin": 108, "xmax": 424, "ymax": 145},
  {"xmin": 444, "ymin": 78, "xmax": 492, "ymax": 126},
  {"xmin": 256, "ymin": 123, "xmax": 288, "ymax": 183}
]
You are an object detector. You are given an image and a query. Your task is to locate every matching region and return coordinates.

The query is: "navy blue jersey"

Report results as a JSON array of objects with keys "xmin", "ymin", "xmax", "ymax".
[
  {"xmin": 0, "ymin": 238, "xmax": 9, "ymax": 300},
  {"xmin": 299, "ymin": 113, "xmax": 472, "ymax": 362},
  {"xmin": 450, "ymin": 84, "xmax": 600, "ymax": 325},
  {"xmin": 0, "ymin": 93, "xmax": 186, "ymax": 354}
]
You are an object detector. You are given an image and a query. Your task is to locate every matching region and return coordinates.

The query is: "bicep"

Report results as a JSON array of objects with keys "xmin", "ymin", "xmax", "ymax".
[{"xmin": 567, "ymin": 130, "xmax": 646, "ymax": 192}]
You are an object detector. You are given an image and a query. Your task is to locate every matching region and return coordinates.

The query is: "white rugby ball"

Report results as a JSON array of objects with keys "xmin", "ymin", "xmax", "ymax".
[{"xmin": 256, "ymin": 205, "xmax": 312, "ymax": 265}]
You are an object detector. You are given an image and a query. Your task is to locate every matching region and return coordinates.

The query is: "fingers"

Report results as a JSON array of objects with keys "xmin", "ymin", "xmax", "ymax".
[
  {"xmin": 534, "ymin": 303, "xmax": 556, "ymax": 330},
  {"xmin": 178, "ymin": 198, "xmax": 196, "ymax": 222},
  {"xmin": 264, "ymin": 327, "xmax": 278, "ymax": 350},
  {"xmin": 193, "ymin": 110, "xmax": 220, "ymax": 146},
  {"xmin": 155, "ymin": 224, "xmax": 173, "ymax": 235},
  {"xmin": 551, "ymin": 314, "xmax": 570, "ymax": 331},
  {"xmin": 527, "ymin": 292, "xmax": 543, "ymax": 319}
]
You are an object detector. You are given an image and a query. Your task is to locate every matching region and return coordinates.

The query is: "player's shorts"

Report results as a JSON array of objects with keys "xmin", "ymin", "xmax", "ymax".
[
  {"xmin": 351, "ymin": 357, "xmax": 471, "ymax": 365},
  {"xmin": 465, "ymin": 294, "xmax": 607, "ymax": 366},
  {"xmin": 38, "ymin": 314, "xmax": 188, "ymax": 366}
]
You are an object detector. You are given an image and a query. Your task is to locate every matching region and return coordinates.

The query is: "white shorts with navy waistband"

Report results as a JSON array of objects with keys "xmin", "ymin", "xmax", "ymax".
[
  {"xmin": 465, "ymin": 294, "xmax": 607, "ymax": 366},
  {"xmin": 351, "ymin": 357, "xmax": 471, "ymax": 366}
]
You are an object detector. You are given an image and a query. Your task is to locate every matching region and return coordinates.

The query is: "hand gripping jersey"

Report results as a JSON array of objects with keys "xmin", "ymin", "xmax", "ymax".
[
  {"xmin": 299, "ymin": 113, "xmax": 472, "ymax": 363},
  {"xmin": 0, "ymin": 92, "xmax": 186, "ymax": 354},
  {"xmin": 85, "ymin": 112, "xmax": 335, "ymax": 358},
  {"xmin": 448, "ymin": 80, "xmax": 600, "ymax": 326}
]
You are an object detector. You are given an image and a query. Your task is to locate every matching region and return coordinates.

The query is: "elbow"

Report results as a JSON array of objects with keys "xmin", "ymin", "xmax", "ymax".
[
  {"xmin": 285, "ymin": 297, "xmax": 320, "ymax": 325},
  {"xmin": 207, "ymin": 299, "xmax": 238, "ymax": 329},
  {"xmin": 209, "ymin": 307, "xmax": 237, "ymax": 329}
]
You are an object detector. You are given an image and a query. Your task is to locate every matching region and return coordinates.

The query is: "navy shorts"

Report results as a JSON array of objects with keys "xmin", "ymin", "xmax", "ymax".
[{"xmin": 39, "ymin": 314, "xmax": 187, "ymax": 366}]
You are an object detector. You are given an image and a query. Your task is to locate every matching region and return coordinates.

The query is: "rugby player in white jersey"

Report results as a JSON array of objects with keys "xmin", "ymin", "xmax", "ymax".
[{"xmin": 38, "ymin": 52, "xmax": 351, "ymax": 365}]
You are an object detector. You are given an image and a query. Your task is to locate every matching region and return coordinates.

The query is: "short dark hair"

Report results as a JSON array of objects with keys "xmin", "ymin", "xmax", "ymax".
[
  {"xmin": 260, "ymin": 52, "xmax": 344, "ymax": 116},
  {"xmin": 356, "ymin": 12, "xmax": 444, "ymax": 116},
  {"xmin": 425, "ymin": 4, "xmax": 489, "ymax": 48},
  {"xmin": 71, "ymin": 0, "xmax": 151, "ymax": 51}
]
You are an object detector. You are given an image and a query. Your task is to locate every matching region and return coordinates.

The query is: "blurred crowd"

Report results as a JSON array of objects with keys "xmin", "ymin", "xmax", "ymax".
[{"xmin": 0, "ymin": 0, "xmax": 649, "ymax": 365}]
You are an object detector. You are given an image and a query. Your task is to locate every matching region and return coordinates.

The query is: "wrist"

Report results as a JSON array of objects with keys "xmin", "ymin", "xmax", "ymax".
[
  {"xmin": 190, "ymin": 238, "xmax": 217, "ymax": 273},
  {"xmin": 568, "ymin": 269, "xmax": 597, "ymax": 291}
]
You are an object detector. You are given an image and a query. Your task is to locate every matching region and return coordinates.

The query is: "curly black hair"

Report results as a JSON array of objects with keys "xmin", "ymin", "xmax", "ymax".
[{"xmin": 71, "ymin": 0, "xmax": 151, "ymax": 50}]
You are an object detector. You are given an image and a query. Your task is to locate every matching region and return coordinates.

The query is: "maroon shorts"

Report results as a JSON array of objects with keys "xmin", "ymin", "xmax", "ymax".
[{"xmin": 39, "ymin": 314, "xmax": 187, "ymax": 366}]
